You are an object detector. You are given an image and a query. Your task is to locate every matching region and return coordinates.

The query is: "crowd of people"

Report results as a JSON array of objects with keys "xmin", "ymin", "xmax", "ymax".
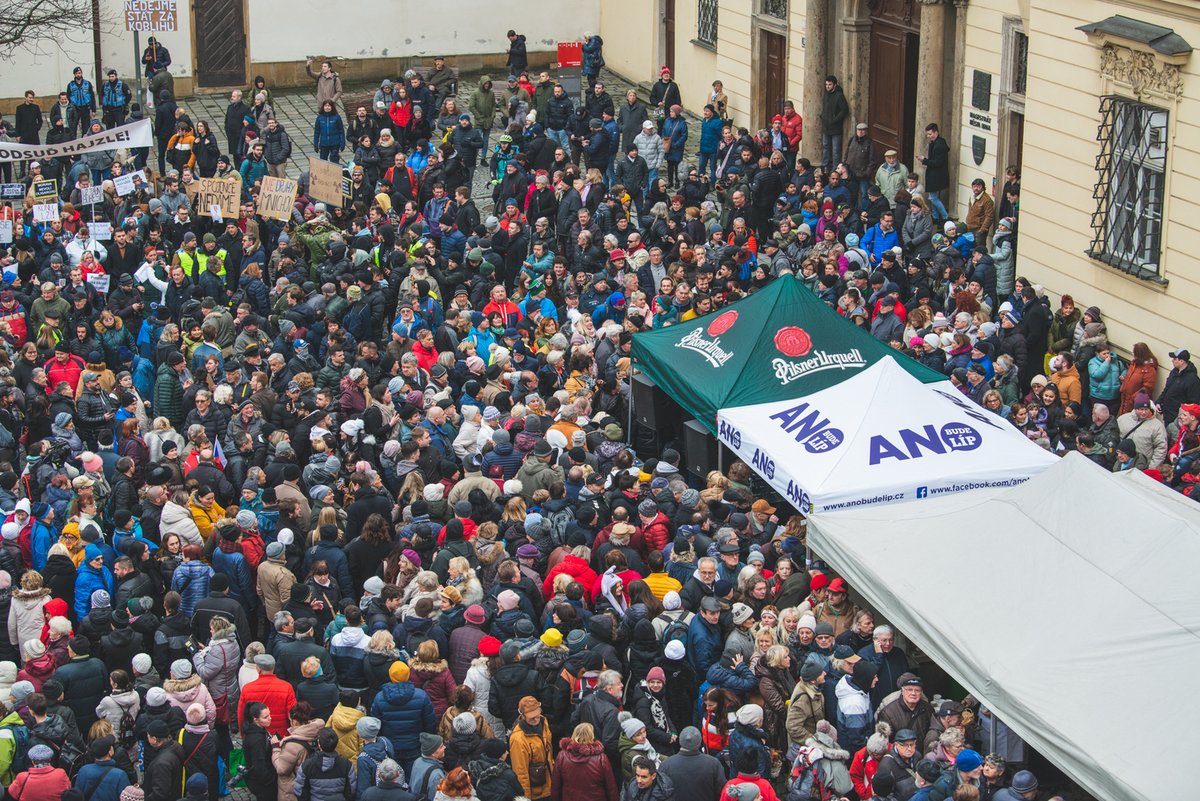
[{"xmin": 0, "ymin": 26, "xmax": 1166, "ymax": 801}]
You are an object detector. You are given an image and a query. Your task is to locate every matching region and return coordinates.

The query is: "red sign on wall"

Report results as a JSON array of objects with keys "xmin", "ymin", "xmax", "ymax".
[{"xmin": 557, "ymin": 42, "xmax": 582, "ymax": 68}]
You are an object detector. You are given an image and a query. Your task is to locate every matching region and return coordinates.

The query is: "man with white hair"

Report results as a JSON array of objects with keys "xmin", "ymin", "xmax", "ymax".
[{"xmin": 859, "ymin": 624, "xmax": 909, "ymax": 707}]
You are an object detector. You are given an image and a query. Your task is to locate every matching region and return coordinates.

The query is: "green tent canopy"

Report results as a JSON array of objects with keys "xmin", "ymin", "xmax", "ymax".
[{"xmin": 630, "ymin": 275, "xmax": 946, "ymax": 434}]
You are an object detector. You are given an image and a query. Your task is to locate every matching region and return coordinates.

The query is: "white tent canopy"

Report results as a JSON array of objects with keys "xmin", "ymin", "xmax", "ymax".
[
  {"xmin": 715, "ymin": 358, "xmax": 1056, "ymax": 513},
  {"xmin": 808, "ymin": 453, "xmax": 1200, "ymax": 801}
]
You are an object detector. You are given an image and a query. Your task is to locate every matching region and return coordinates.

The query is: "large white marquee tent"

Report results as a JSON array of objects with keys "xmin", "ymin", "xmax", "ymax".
[{"xmin": 807, "ymin": 453, "xmax": 1200, "ymax": 801}]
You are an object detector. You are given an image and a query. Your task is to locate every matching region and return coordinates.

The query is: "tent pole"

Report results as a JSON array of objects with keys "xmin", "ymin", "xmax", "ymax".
[{"xmin": 627, "ymin": 370, "xmax": 634, "ymax": 448}]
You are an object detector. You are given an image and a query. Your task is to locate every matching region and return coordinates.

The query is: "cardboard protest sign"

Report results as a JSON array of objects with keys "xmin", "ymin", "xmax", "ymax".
[
  {"xmin": 258, "ymin": 176, "xmax": 298, "ymax": 221},
  {"xmin": 196, "ymin": 178, "xmax": 240, "ymax": 218},
  {"xmin": 308, "ymin": 158, "xmax": 344, "ymax": 206}
]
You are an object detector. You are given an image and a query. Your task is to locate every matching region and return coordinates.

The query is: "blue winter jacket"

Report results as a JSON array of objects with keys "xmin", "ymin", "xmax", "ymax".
[
  {"xmin": 370, "ymin": 680, "xmax": 437, "ymax": 754},
  {"xmin": 699, "ymin": 116, "xmax": 724, "ymax": 155},
  {"xmin": 582, "ymin": 36, "xmax": 605, "ymax": 75},
  {"xmin": 313, "ymin": 110, "xmax": 346, "ymax": 150},
  {"xmin": 304, "ymin": 540, "xmax": 353, "ymax": 599},
  {"xmin": 686, "ymin": 616, "xmax": 722, "ymax": 678},
  {"xmin": 662, "ymin": 117, "xmax": 688, "ymax": 163},
  {"xmin": 30, "ymin": 519, "xmax": 57, "ymax": 571},
  {"xmin": 212, "ymin": 544, "xmax": 256, "ymax": 612},
  {"xmin": 170, "ymin": 559, "xmax": 214, "ymax": 616},
  {"xmin": 1088, "ymin": 355, "xmax": 1121, "ymax": 401},
  {"xmin": 74, "ymin": 564, "xmax": 114, "ymax": 621}
]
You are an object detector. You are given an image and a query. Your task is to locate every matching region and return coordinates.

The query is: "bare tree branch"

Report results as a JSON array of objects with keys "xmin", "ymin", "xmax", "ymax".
[{"xmin": 0, "ymin": 0, "xmax": 113, "ymax": 57}]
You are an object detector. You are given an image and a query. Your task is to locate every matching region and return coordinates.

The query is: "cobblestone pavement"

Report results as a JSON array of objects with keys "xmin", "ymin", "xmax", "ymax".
[{"xmin": 183, "ymin": 68, "xmax": 702, "ymax": 216}]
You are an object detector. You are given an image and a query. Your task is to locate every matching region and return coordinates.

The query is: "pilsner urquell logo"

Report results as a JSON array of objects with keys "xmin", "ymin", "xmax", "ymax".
[
  {"xmin": 675, "ymin": 311, "xmax": 738, "ymax": 367},
  {"xmin": 771, "ymin": 326, "xmax": 867, "ymax": 385}
]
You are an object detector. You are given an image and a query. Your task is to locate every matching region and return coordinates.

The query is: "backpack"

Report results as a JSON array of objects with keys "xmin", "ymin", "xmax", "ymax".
[
  {"xmin": 406, "ymin": 629, "xmax": 433, "ymax": 657},
  {"xmin": 116, "ymin": 700, "xmax": 137, "ymax": 750},
  {"xmin": 546, "ymin": 507, "xmax": 574, "ymax": 547},
  {"xmin": 52, "ymin": 736, "xmax": 87, "ymax": 779},
  {"xmin": 1, "ymin": 720, "xmax": 29, "ymax": 776},
  {"xmin": 660, "ymin": 615, "xmax": 689, "ymax": 647}
]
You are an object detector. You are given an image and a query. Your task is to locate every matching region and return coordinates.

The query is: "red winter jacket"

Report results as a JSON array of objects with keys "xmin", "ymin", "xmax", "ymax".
[
  {"xmin": 237, "ymin": 672, "xmax": 296, "ymax": 736},
  {"xmin": 44, "ymin": 354, "xmax": 86, "ymax": 394},
  {"xmin": 849, "ymin": 748, "xmax": 880, "ymax": 799},
  {"xmin": 542, "ymin": 554, "xmax": 598, "ymax": 601},
  {"xmin": 781, "ymin": 110, "xmax": 803, "ymax": 150},
  {"xmin": 7, "ymin": 765, "xmax": 71, "ymax": 801},
  {"xmin": 638, "ymin": 512, "xmax": 672, "ymax": 553}
]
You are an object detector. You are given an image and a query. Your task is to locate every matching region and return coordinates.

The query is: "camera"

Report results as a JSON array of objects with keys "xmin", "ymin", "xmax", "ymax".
[{"xmin": 228, "ymin": 765, "xmax": 248, "ymax": 786}]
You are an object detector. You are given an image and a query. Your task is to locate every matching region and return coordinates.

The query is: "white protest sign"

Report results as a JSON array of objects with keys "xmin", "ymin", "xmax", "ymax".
[
  {"xmin": 113, "ymin": 173, "xmax": 135, "ymax": 196},
  {"xmin": 0, "ymin": 118, "xmax": 153, "ymax": 163},
  {"xmin": 81, "ymin": 185, "xmax": 105, "ymax": 206},
  {"xmin": 209, "ymin": 204, "xmax": 223, "ymax": 223},
  {"xmin": 0, "ymin": 221, "xmax": 11, "ymax": 244},
  {"xmin": 87, "ymin": 273, "xmax": 111, "ymax": 294},
  {"xmin": 90, "ymin": 222, "xmax": 113, "ymax": 240},
  {"xmin": 33, "ymin": 203, "xmax": 58, "ymax": 223}
]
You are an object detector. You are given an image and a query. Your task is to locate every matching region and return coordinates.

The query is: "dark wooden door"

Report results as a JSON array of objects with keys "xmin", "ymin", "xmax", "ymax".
[
  {"xmin": 868, "ymin": 24, "xmax": 907, "ymax": 162},
  {"xmin": 664, "ymin": 0, "xmax": 676, "ymax": 73},
  {"xmin": 194, "ymin": 0, "xmax": 247, "ymax": 88},
  {"xmin": 760, "ymin": 31, "xmax": 787, "ymax": 129}
]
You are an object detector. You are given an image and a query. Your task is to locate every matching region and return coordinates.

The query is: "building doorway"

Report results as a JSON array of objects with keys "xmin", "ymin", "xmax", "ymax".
[
  {"xmin": 868, "ymin": 0, "xmax": 920, "ymax": 165},
  {"xmin": 663, "ymin": 0, "xmax": 676, "ymax": 74},
  {"xmin": 194, "ymin": 0, "xmax": 247, "ymax": 88},
  {"xmin": 758, "ymin": 30, "xmax": 788, "ymax": 130}
]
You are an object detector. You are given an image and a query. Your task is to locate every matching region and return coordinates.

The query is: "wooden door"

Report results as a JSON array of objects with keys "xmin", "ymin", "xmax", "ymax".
[
  {"xmin": 194, "ymin": 0, "xmax": 247, "ymax": 88},
  {"xmin": 664, "ymin": 0, "xmax": 676, "ymax": 73},
  {"xmin": 868, "ymin": 24, "xmax": 907, "ymax": 163},
  {"xmin": 759, "ymin": 31, "xmax": 787, "ymax": 130}
]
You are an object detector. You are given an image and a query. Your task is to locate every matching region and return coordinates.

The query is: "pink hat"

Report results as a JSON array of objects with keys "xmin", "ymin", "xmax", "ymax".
[
  {"xmin": 647, "ymin": 666, "xmax": 666, "ymax": 682},
  {"xmin": 660, "ymin": 66, "xmax": 671, "ymax": 75},
  {"xmin": 81, "ymin": 451, "xmax": 103, "ymax": 473}
]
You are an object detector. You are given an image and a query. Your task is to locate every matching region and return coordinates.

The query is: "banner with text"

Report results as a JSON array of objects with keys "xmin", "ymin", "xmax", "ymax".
[{"xmin": 0, "ymin": 119, "xmax": 152, "ymax": 163}]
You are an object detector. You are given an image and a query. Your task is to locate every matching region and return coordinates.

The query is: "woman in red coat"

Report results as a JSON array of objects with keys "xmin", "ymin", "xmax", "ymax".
[
  {"xmin": 410, "ymin": 639, "xmax": 458, "ymax": 720},
  {"xmin": 1118, "ymin": 342, "xmax": 1159, "ymax": 415},
  {"xmin": 552, "ymin": 722, "xmax": 618, "ymax": 801}
]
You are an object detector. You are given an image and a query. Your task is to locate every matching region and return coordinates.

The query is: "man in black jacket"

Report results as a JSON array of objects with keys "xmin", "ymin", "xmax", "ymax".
[
  {"xmin": 51, "ymin": 636, "xmax": 108, "ymax": 733},
  {"xmin": 144, "ymin": 720, "xmax": 185, "ymax": 801},
  {"xmin": 275, "ymin": 617, "xmax": 336, "ymax": 687},
  {"xmin": 1159, "ymin": 349, "xmax": 1200, "ymax": 425},
  {"xmin": 191, "ymin": 574, "xmax": 253, "ymax": 647},
  {"xmin": 224, "ymin": 89, "xmax": 248, "ymax": 156},
  {"xmin": 573, "ymin": 669, "xmax": 623, "ymax": 783}
]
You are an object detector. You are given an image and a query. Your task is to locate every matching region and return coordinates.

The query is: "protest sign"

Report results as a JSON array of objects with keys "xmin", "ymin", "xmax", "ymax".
[
  {"xmin": 113, "ymin": 170, "xmax": 148, "ymax": 197},
  {"xmin": 81, "ymin": 185, "xmax": 105, "ymax": 206},
  {"xmin": 308, "ymin": 158, "xmax": 344, "ymax": 206},
  {"xmin": 0, "ymin": 221, "xmax": 11, "ymax": 244},
  {"xmin": 87, "ymin": 274, "xmax": 111, "ymax": 294},
  {"xmin": 197, "ymin": 178, "xmax": 240, "ymax": 218},
  {"xmin": 33, "ymin": 203, "xmax": 58, "ymax": 223},
  {"xmin": 124, "ymin": 0, "xmax": 178, "ymax": 31},
  {"xmin": 0, "ymin": 184, "xmax": 24, "ymax": 201},
  {"xmin": 90, "ymin": 222, "xmax": 113, "ymax": 240},
  {"xmin": 31, "ymin": 180, "xmax": 58, "ymax": 200},
  {"xmin": 258, "ymin": 176, "xmax": 298, "ymax": 221}
]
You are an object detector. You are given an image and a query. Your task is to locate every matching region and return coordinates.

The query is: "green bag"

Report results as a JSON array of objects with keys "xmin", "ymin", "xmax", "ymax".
[{"xmin": 226, "ymin": 749, "xmax": 246, "ymax": 788}]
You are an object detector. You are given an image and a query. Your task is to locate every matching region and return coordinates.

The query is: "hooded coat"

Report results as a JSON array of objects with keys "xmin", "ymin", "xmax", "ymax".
[{"xmin": 370, "ymin": 680, "xmax": 437, "ymax": 754}]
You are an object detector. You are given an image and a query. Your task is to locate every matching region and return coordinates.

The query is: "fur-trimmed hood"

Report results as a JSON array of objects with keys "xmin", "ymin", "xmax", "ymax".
[
  {"xmin": 558, "ymin": 737, "xmax": 605, "ymax": 758},
  {"xmin": 409, "ymin": 657, "xmax": 449, "ymax": 674},
  {"xmin": 164, "ymin": 674, "xmax": 202, "ymax": 694}
]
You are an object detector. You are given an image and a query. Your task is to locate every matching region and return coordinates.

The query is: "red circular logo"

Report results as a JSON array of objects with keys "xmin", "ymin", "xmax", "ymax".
[
  {"xmin": 774, "ymin": 326, "xmax": 813, "ymax": 358},
  {"xmin": 707, "ymin": 310, "xmax": 739, "ymax": 336}
]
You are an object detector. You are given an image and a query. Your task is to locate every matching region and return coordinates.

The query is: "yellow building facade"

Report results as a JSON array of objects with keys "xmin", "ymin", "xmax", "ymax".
[{"xmin": 964, "ymin": 0, "xmax": 1198, "ymax": 367}]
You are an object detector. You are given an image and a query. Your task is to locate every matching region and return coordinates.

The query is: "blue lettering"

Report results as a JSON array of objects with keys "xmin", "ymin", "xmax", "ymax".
[
  {"xmin": 718, "ymin": 420, "xmax": 742, "ymax": 449},
  {"xmin": 900, "ymin": 425, "xmax": 947, "ymax": 459},
  {"xmin": 752, "ymin": 448, "xmax": 775, "ymax": 480},
  {"xmin": 769, "ymin": 402, "xmax": 811, "ymax": 430},
  {"xmin": 869, "ymin": 435, "xmax": 909, "ymax": 465}
]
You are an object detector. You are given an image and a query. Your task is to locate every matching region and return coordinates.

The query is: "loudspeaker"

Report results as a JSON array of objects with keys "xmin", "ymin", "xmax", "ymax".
[
  {"xmin": 683, "ymin": 418, "xmax": 718, "ymax": 478},
  {"xmin": 631, "ymin": 372, "xmax": 663, "ymax": 428}
]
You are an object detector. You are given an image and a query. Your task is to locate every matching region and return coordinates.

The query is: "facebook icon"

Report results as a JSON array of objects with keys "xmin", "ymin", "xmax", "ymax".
[{"xmin": 916, "ymin": 486, "xmax": 929, "ymax": 499}]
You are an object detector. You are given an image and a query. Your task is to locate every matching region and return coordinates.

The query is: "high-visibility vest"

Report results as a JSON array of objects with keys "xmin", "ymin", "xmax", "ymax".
[{"xmin": 196, "ymin": 248, "xmax": 228, "ymax": 279}]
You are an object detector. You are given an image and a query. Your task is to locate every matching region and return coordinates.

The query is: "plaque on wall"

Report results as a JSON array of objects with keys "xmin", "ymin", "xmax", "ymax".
[{"xmin": 972, "ymin": 70, "xmax": 992, "ymax": 111}]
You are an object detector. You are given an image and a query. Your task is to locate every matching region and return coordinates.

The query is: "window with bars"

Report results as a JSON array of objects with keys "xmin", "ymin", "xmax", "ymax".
[
  {"xmin": 1088, "ymin": 96, "xmax": 1168, "ymax": 280},
  {"xmin": 698, "ymin": 0, "xmax": 718, "ymax": 45},
  {"xmin": 762, "ymin": 0, "xmax": 788, "ymax": 19},
  {"xmin": 1012, "ymin": 31, "xmax": 1028, "ymax": 95}
]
